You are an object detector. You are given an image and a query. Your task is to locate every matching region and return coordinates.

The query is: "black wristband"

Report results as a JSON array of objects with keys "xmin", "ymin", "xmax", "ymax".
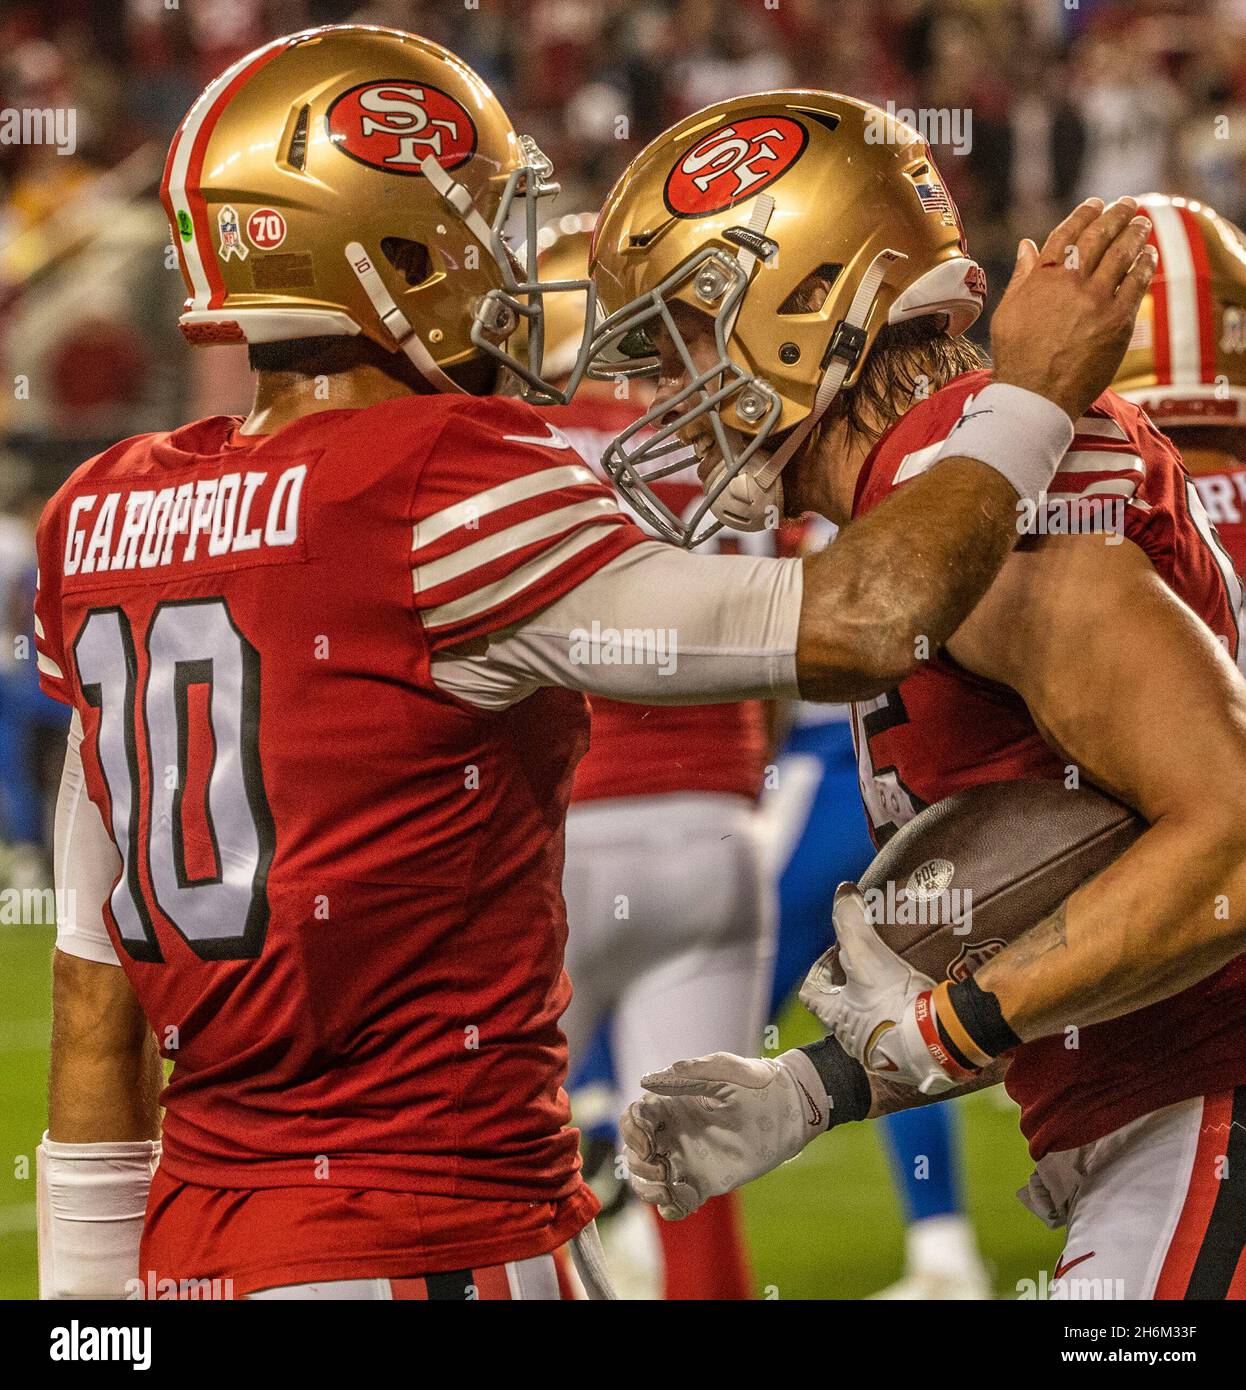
[
  {"xmin": 945, "ymin": 975, "xmax": 1021, "ymax": 1058},
  {"xmin": 799, "ymin": 1035, "xmax": 872, "ymax": 1126}
]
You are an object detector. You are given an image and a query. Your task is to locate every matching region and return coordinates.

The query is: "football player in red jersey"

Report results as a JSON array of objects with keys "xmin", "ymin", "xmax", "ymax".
[
  {"xmin": 534, "ymin": 218, "xmax": 775, "ymax": 1299},
  {"xmin": 605, "ymin": 98, "xmax": 1246, "ymax": 1299},
  {"xmin": 1113, "ymin": 194, "xmax": 1246, "ymax": 575},
  {"xmin": 34, "ymin": 39, "xmax": 1153, "ymax": 1301}
]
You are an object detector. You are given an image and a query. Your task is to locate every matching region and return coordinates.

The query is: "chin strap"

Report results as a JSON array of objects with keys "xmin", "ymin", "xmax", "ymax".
[
  {"xmin": 419, "ymin": 153, "xmax": 502, "ymax": 252},
  {"xmin": 720, "ymin": 194, "xmax": 776, "ymax": 343},
  {"xmin": 345, "ymin": 241, "xmax": 466, "ymax": 395},
  {"xmin": 751, "ymin": 247, "xmax": 908, "ymax": 490}
]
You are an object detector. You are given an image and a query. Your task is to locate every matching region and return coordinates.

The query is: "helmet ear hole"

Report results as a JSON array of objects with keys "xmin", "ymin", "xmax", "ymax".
[
  {"xmin": 778, "ymin": 263, "xmax": 841, "ymax": 315},
  {"xmin": 380, "ymin": 237, "xmax": 433, "ymax": 288}
]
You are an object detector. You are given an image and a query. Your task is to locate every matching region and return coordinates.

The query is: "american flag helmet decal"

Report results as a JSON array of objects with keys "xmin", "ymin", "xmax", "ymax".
[{"xmin": 914, "ymin": 177, "xmax": 952, "ymax": 216}]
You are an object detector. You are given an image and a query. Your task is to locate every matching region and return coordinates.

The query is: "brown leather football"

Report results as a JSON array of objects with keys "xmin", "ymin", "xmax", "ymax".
[{"xmin": 852, "ymin": 779, "xmax": 1145, "ymax": 983}]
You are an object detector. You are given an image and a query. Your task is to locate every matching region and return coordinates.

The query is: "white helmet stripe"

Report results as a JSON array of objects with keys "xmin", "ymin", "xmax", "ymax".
[
  {"xmin": 164, "ymin": 34, "xmax": 293, "ymax": 311},
  {"xmin": 1148, "ymin": 200, "xmax": 1202, "ymax": 386}
]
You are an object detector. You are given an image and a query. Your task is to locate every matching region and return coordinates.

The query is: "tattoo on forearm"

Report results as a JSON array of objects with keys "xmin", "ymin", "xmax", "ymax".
[{"xmin": 993, "ymin": 901, "xmax": 1069, "ymax": 975}]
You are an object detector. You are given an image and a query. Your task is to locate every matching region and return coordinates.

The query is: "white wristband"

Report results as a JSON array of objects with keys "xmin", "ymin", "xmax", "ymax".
[
  {"xmin": 930, "ymin": 382, "xmax": 1075, "ymax": 505},
  {"xmin": 37, "ymin": 1132, "xmax": 161, "ymax": 1299}
]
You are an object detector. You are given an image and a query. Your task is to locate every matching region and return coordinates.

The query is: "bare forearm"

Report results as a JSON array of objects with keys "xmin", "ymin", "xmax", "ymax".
[
  {"xmin": 977, "ymin": 816, "xmax": 1246, "ymax": 1039},
  {"xmin": 866, "ymin": 1057, "xmax": 1007, "ymax": 1118},
  {"xmin": 797, "ymin": 458, "xmax": 1021, "ymax": 701},
  {"xmin": 49, "ymin": 1035, "xmax": 162, "ymax": 1142},
  {"xmin": 48, "ymin": 950, "xmax": 161, "ymax": 1143}
]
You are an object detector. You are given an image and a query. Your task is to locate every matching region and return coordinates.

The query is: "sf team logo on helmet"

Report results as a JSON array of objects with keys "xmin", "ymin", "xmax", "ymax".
[
  {"xmin": 663, "ymin": 115, "xmax": 808, "ymax": 218},
  {"xmin": 327, "ymin": 79, "xmax": 477, "ymax": 175}
]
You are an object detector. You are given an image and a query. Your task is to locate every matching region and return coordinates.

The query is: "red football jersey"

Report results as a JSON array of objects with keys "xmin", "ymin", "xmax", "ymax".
[
  {"xmin": 1186, "ymin": 454, "xmax": 1246, "ymax": 575},
  {"xmin": 852, "ymin": 368, "xmax": 1246, "ymax": 1158},
  {"xmin": 547, "ymin": 396, "xmax": 769, "ymax": 804},
  {"xmin": 34, "ymin": 394, "xmax": 646, "ymax": 1222}
]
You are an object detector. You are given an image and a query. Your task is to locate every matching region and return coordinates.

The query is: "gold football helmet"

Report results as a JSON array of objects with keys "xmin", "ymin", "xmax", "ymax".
[
  {"xmin": 160, "ymin": 24, "xmax": 593, "ymax": 399},
  {"xmin": 588, "ymin": 91, "xmax": 985, "ymax": 545},
  {"xmin": 1112, "ymin": 193, "xmax": 1246, "ymax": 427}
]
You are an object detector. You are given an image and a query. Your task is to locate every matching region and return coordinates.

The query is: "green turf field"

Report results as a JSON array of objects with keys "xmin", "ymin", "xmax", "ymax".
[
  {"xmin": 743, "ymin": 1005, "xmax": 1061, "ymax": 1299},
  {"xmin": 0, "ymin": 923, "xmax": 1059, "ymax": 1299}
]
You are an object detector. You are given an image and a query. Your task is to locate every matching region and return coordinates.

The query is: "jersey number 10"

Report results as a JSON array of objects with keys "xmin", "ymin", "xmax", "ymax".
[{"xmin": 73, "ymin": 597, "xmax": 275, "ymax": 963}]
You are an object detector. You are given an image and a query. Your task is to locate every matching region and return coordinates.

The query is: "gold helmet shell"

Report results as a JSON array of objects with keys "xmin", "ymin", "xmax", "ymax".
[
  {"xmin": 587, "ymin": 91, "xmax": 984, "ymax": 544},
  {"xmin": 1112, "ymin": 194, "xmax": 1246, "ymax": 427},
  {"xmin": 515, "ymin": 212, "xmax": 597, "ymax": 384},
  {"xmin": 160, "ymin": 24, "xmax": 591, "ymax": 398}
]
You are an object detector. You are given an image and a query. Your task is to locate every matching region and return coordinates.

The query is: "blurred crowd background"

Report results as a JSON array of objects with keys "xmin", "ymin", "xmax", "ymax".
[{"xmin": 0, "ymin": 0, "xmax": 1244, "ymax": 862}]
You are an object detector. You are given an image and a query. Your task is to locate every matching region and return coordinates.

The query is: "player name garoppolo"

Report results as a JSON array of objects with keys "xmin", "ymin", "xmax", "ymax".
[{"xmin": 61, "ymin": 464, "xmax": 306, "ymax": 577}]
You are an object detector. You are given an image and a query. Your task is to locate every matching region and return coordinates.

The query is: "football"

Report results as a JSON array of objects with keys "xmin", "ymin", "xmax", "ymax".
[{"xmin": 854, "ymin": 779, "xmax": 1145, "ymax": 984}]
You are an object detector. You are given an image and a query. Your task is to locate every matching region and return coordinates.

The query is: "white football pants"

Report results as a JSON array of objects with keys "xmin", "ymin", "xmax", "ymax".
[
  {"xmin": 1018, "ymin": 1087, "xmax": 1246, "ymax": 1300},
  {"xmin": 561, "ymin": 792, "xmax": 775, "ymax": 1107}
]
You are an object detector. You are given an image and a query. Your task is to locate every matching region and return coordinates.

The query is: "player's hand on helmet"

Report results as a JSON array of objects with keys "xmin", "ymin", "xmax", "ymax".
[
  {"xmin": 619, "ymin": 1050, "xmax": 830, "ymax": 1219},
  {"xmin": 990, "ymin": 196, "xmax": 1157, "ymax": 424},
  {"xmin": 799, "ymin": 882, "xmax": 957, "ymax": 1095}
]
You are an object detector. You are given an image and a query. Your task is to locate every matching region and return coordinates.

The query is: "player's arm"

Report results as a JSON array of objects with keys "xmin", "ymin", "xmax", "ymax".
[
  {"xmin": 794, "ymin": 198, "xmax": 1157, "ymax": 700},
  {"xmin": 945, "ymin": 533, "xmax": 1246, "ymax": 1038},
  {"xmin": 802, "ymin": 531, "xmax": 1246, "ymax": 1099},
  {"xmin": 865, "ymin": 1058, "xmax": 1009, "ymax": 1118},
  {"xmin": 49, "ymin": 953, "xmax": 160, "ymax": 1141},
  {"xmin": 438, "ymin": 201, "xmax": 1157, "ymax": 710},
  {"xmin": 39, "ymin": 715, "xmax": 161, "ymax": 1298}
]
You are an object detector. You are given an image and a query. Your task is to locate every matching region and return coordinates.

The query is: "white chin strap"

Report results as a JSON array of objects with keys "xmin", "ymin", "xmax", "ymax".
[
  {"xmin": 345, "ymin": 154, "xmax": 511, "ymax": 395},
  {"xmin": 704, "ymin": 440, "xmax": 784, "ymax": 532},
  {"xmin": 707, "ymin": 247, "xmax": 908, "ymax": 531},
  {"xmin": 346, "ymin": 241, "xmax": 466, "ymax": 394}
]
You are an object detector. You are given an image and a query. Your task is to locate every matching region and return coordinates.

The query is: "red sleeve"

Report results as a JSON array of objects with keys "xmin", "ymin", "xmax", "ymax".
[
  {"xmin": 33, "ymin": 497, "xmax": 73, "ymax": 705},
  {"xmin": 1045, "ymin": 400, "xmax": 1146, "ymax": 510},
  {"xmin": 410, "ymin": 401, "xmax": 647, "ymax": 650},
  {"xmin": 854, "ymin": 372, "xmax": 1147, "ymax": 530}
]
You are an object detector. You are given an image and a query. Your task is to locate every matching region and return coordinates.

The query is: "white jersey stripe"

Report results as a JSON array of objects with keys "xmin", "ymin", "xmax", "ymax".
[
  {"xmin": 412, "ymin": 464, "xmax": 602, "ymax": 550},
  {"xmin": 1058, "ymin": 451, "xmax": 1144, "ymax": 474},
  {"xmin": 34, "ymin": 614, "xmax": 44, "ymax": 639},
  {"xmin": 1148, "ymin": 201, "xmax": 1201, "ymax": 386},
  {"xmin": 504, "ymin": 1254, "xmax": 560, "ymax": 1301},
  {"xmin": 1073, "ymin": 416, "xmax": 1130, "ymax": 441},
  {"xmin": 893, "ymin": 439, "xmax": 944, "ymax": 483},
  {"xmin": 413, "ymin": 497, "xmax": 618, "ymax": 592},
  {"xmin": 1046, "ymin": 478, "xmax": 1140, "ymax": 500},
  {"xmin": 36, "ymin": 652, "xmax": 63, "ymax": 680},
  {"xmin": 421, "ymin": 524, "xmax": 617, "ymax": 629}
]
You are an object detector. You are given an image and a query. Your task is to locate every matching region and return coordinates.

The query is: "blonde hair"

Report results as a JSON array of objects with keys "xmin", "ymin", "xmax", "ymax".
[{"xmin": 826, "ymin": 315, "xmax": 987, "ymax": 446}]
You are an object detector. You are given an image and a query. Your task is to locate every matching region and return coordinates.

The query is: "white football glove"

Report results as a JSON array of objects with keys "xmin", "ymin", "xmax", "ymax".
[
  {"xmin": 799, "ymin": 882, "xmax": 960, "ymax": 1095},
  {"xmin": 619, "ymin": 1050, "xmax": 830, "ymax": 1219}
]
